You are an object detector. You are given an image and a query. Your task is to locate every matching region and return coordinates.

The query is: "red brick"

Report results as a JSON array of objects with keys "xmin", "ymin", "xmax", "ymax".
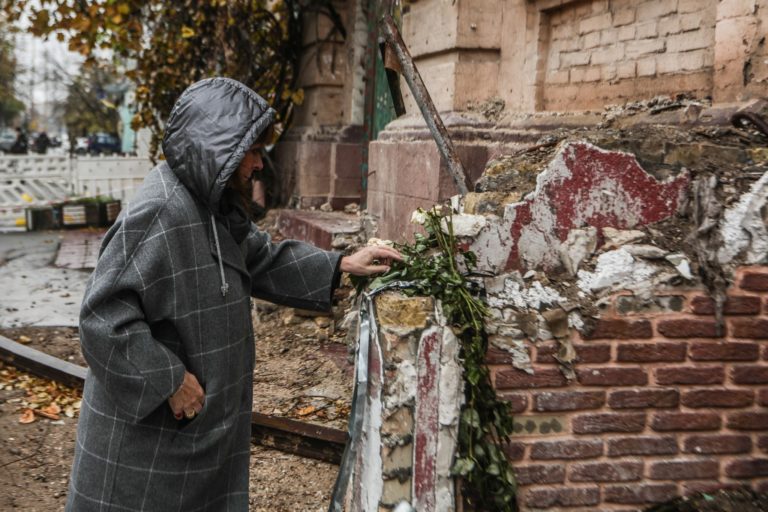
[
  {"xmin": 604, "ymin": 484, "xmax": 678, "ymax": 504},
  {"xmin": 651, "ymin": 412, "xmax": 721, "ymax": 431},
  {"xmin": 514, "ymin": 464, "xmax": 565, "ymax": 485},
  {"xmin": 656, "ymin": 366, "xmax": 724, "ymax": 385},
  {"xmin": 607, "ymin": 436, "xmax": 678, "ymax": 457},
  {"xmin": 658, "ymin": 318, "xmax": 721, "ymax": 338},
  {"xmin": 504, "ymin": 442, "xmax": 525, "ymax": 461},
  {"xmin": 726, "ymin": 412, "xmax": 768, "ymax": 430},
  {"xmin": 758, "ymin": 435, "xmax": 768, "ymax": 453},
  {"xmin": 497, "ymin": 392, "xmax": 529, "ymax": 413},
  {"xmin": 608, "ymin": 389, "xmax": 679, "ymax": 409},
  {"xmin": 570, "ymin": 461, "xmax": 643, "ymax": 482},
  {"xmin": 577, "ymin": 367, "xmax": 648, "ymax": 386},
  {"xmin": 649, "ymin": 459, "xmax": 719, "ymax": 480},
  {"xmin": 583, "ymin": 318, "xmax": 653, "ymax": 339},
  {"xmin": 533, "ymin": 391, "xmax": 605, "ymax": 412},
  {"xmin": 535, "ymin": 343, "xmax": 611, "ymax": 364},
  {"xmin": 725, "ymin": 458, "xmax": 768, "ymax": 478},
  {"xmin": 690, "ymin": 295, "xmax": 762, "ymax": 315},
  {"xmin": 485, "ymin": 347, "xmax": 519, "ymax": 365},
  {"xmin": 731, "ymin": 318, "xmax": 768, "ymax": 339},
  {"xmin": 740, "ymin": 270, "xmax": 768, "ymax": 291},
  {"xmin": 731, "ymin": 365, "xmax": 768, "ymax": 384},
  {"xmin": 683, "ymin": 482, "xmax": 745, "ymax": 495},
  {"xmin": 757, "ymin": 480, "xmax": 768, "ymax": 494},
  {"xmin": 617, "ymin": 343, "xmax": 687, "ymax": 362},
  {"xmin": 759, "ymin": 388, "xmax": 768, "ymax": 406},
  {"xmin": 681, "ymin": 389, "xmax": 754, "ymax": 408},
  {"xmin": 495, "ymin": 367, "xmax": 567, "ymax": 389},
  {"xmin": 523, "ymin": 487, "xmax": 600, "ymax": 508},
  {"xmin": 530, "ymin": 440, "xmax": 603, "ymax": 460},
  {"xmin": 684, "ymin": 435, "xmax": 752, "ymax": 455},
  {"xmin": 689, "ymin": 342, "xmax": 760, "ymax": 361},
  {"xmin": 573, "ymin": 413, "xmax": 646, "ymax": 434}
]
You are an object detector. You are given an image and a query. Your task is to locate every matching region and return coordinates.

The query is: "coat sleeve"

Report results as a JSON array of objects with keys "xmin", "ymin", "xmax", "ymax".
[
  {"xmin": 244, "ymin": 224, "xmax": 342, "ymax": 312},
  {"xmin": 79, "ymin": 200, "xmax": 186, "ymax": 424}
]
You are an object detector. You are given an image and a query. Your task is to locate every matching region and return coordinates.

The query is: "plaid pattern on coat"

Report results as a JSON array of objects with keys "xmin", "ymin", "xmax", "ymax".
[{"xmin": 66, "ymin": 78, "xmax": 341, "ymax": 511}]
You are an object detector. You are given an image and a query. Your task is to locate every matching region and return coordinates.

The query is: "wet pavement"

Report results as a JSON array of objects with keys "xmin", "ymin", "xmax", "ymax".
[{"xmin": 0, "ymin": 230, "xmax": 100, "ymax": 328}]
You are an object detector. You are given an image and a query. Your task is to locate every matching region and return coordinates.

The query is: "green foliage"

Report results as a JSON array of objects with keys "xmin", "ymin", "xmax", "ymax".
[
  {"xmin": 57, "ymin": 65, "xmax": 121, "ymax": 137},
  {"xmin": 356, "ymin": 207, "xmax": 519, "ymax": 511},
  {"xmin": 0, "ymin": 28, "xmax": 24, "ymax": 125},
  {"xmin": 2, "ymin": 0, "xmax": 344, "ymax": 156}
]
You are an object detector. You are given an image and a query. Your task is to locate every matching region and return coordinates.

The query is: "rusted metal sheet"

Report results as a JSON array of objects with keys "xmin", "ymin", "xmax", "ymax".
[{"xmin": 379, "ymin": 14, "xmax": 472, "ymax": 196}]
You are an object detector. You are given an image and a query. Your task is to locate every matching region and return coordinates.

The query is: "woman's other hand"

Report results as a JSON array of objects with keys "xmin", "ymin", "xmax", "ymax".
[
  {"xmin": 340, "ymin": 246, "xmax": 403, "ymax": 276},
  {"xmin": 168, "ymin": 371, "xmax": 205, "ymax": 419}
]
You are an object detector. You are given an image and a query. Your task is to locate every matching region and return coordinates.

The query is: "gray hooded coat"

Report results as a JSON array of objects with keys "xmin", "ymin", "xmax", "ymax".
[{"xmin": 66, "ymin": 77, "xmax": 342, "ymax": 511}]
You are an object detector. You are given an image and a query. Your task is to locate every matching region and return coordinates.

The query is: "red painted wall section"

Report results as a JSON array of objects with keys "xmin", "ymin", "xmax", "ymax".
[{"xmin": 503, "ymin": 142, "xmax": 690, "ymax": 271}]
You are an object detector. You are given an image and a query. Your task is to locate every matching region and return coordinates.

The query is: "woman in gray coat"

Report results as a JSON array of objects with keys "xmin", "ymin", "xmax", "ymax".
[{"xmin": 66, "ymin": 77, "xmax": 400, "ymax": 511}]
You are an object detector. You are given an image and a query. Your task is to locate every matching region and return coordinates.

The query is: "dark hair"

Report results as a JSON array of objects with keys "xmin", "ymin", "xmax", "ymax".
[{"xmin": 255, "ymin": 124, "xmax": 275, "ymax": 146}]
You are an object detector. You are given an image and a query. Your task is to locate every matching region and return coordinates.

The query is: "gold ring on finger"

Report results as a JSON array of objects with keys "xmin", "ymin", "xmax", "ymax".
[{"xmin": 185, "ymin": 410, "xmax": 196, "ymax": 419}]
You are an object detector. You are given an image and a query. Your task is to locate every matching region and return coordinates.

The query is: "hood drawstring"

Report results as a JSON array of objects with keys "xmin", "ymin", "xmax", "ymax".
[{"xmin": 211, "ymin": 213, "xmax": 229, "ymax": 297}]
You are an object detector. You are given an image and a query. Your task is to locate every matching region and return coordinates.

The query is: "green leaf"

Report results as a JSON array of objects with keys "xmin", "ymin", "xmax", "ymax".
[{"xmin": 451, "ymin": 457, "xmax": 475, "ymax": 476}]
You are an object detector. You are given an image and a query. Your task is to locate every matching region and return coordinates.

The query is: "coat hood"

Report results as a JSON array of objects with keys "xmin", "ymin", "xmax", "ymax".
[{"xmin": 162, "ymin": 77, "xmax": 275, "ymax": 211}]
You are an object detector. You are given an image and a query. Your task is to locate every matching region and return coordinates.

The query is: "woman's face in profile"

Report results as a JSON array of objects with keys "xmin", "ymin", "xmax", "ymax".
[{"xmin": 235, "ymin": 144, "xmax": 264, "ymax": 185}]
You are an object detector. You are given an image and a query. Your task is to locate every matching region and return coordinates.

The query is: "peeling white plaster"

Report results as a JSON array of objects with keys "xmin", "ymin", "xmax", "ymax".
[
  {"xmin": 718, "ymin": 170, "xmax": 768, "ymax": 265},
  {"xmin": 559, "ymin": 227, "xmax": 598, "ymax": 275},
  {"xmin": 488, "ymin": 278, "xmax": 565, "ymax": 310},
  {"xmin": 577, "ymin": 248, "xmax": 659, "ymax": 292},
  {"xmin": 490, "ymin": 337, "xmax": 533, "ymax": 373},
  {"xmin": 442, "ymin": 214, "xmax": 488, "ymax": 237},
  {"xmin": 383, "ymin": 360, "xmax": 417, "ymax": 411}
]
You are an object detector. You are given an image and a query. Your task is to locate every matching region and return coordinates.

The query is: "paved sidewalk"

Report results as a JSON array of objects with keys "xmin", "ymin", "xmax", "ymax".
[
  {"xmin": 0, "ymin": 230, "xmax": 101, "ymax": 328},
  {"xmin": 54, "ymin": 229, "xmax": 104, "ymax": 270}
]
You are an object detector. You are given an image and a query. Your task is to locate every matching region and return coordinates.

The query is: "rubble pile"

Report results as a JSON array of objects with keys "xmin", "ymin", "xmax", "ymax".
[{"xmin": 455, "ymin": 102, "xmax": 768, "ymax": 376}]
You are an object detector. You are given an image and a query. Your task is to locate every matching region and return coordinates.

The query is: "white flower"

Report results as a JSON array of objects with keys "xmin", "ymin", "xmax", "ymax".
[{"xmin": 410, "ymin": 208, "xmax": 427, "ymax": 225}]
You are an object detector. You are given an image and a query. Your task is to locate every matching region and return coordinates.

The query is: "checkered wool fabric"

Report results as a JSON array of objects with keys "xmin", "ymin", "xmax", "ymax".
[{"xmin": 67, "ymin": 78, "xmax": 341, "ymax": 511}]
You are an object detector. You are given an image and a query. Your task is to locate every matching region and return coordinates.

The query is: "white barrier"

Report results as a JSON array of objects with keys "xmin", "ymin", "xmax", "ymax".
[{"xmin": 0, "ymin": 154, "xmax": 153, "ymax": 229}]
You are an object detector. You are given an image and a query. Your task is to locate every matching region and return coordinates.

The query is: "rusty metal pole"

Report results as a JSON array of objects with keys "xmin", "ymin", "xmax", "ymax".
[{"xmin": 379, "ymin": 14, "xmax": 472, "ymax": 196}]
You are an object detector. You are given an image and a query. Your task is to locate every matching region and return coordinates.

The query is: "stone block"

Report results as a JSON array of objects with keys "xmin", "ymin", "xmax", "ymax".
[
  {"xmin": 591, "ymin": 45, "xmax": 625, "ymax": 65},
  {"xmin": 717, "ymin": 0, "xmax": 757, "ymax": 20},
  {"xmin": 636, "ymin": 20, "xmax": 659, "ymax": 39},
  {"xmin": 402, "ymin": 0, "xmax": 459, "ymax": 57},
  {"xmin": 582, "ymin": 31, "xmax": 602, "ymax": 49},
  {"xmin": 375, "ymin": 292, "xmax": 434, "ymax": 332},
  {"xmin": 618, "ymin": 25, "xmax": 636, "ymax": 41},
  {"xmin": 298, "ymin": 43, "xmax": 348, "ymax": 88},
  {"xmin": 659, "ymin": 15, "xmax": 682, "ymax": 36},
  {"xmin": 626, "ymin": 38, "xmax": 666, "ymax": 57},
  {"xmin": 637, "ymin": 56, "xmax": 657, "ymax": 76},
  {"xmin": 579, "ymin": 13, "xmax": 613, "ymax": 34},
  {"xmin": 617, "ymin": 61, "xmax": 637, "ymax": 79},
  {"xmin": 636, "ymin": 1, "xmax": 678, "ymax": 21},
  {"xmin": 613, "ymin": 7, "xmax": 636, "ymax": 27},
  {"xmin": 382, "ymin": 443, "xmax": 413, "ymax": 474},
  {"xmin": 381, "ymin": 406, "xmax": 414, "ymax": 438}
]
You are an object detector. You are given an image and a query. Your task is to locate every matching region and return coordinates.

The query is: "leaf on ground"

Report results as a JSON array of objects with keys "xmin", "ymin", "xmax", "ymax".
[
  {"xmin": 296, "ymin": 405, "xmax": 316, "ymax": 416},
  {"xmin": 19, "ymin": 408, "xmax": 36, "ymax": 424}
]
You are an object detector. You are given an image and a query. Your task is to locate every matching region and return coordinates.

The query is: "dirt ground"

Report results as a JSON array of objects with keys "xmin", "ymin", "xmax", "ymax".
[{"xmin": 0, "ymin": 294, "xmax": 355, "ymax": 510}]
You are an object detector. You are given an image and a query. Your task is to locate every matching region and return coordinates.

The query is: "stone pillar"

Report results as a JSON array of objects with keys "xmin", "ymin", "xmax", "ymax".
[
  {"xmin": 275, "ymin": 0, "xmax": 365, "ymax": 208},
  {"xmin": 344, "ymin": 292, "xmax": 463, "ymax": 511},
  {"xmin": 713, "ymin": 0, "xmax": 768, "ymax": 102}
]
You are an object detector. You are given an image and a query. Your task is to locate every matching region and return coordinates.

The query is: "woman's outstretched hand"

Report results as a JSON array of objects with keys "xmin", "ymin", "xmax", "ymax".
[
  {"xmin": 340, "ymin": 246, "xmax": 403, "ymax": 276},
  {"xmin": 168, "ymin": 371, "xmax": 205, "ymax": 420}
]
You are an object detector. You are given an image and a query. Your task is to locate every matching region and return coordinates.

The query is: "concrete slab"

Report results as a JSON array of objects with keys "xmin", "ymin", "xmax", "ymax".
[{"xmin": 277, "ymin": 210, "xmax": 361, "ymax": 250}]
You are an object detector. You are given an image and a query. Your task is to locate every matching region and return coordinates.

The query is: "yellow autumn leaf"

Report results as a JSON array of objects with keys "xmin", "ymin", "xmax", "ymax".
[
  {"xmin": 111, "ymin": 14, "xmax": 123, "ymax": 25},
  {"xmin": 297, "ymin": 405, "xmax": 316, "ymax": 416},
  {"xmin": 117, "ymin": 3, "xmax": 130, "ymax": 15},
  {"xmin": 291, "ymin": 89, "xmax": 305, "ymax": 106},
  {"xmin": 181, "ymin": 26, "xmax": 195, "ymax": 38},
  {"xmin": 21, "ymin": 193, "xmax": 33, "ymax": 203}
]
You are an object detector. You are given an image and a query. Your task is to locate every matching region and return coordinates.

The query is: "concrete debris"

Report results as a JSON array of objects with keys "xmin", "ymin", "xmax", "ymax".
[
  {"xmin": 443, "ymin": 214, "xmax": 488, "ymax": 238},
  {"xmin": 717, "ymin": 170, "xmax": 768, "ymax": 265},
  {"xmin": 489, "ymin": 336, "xmax": 532, "ymax": 373},
  {"xmin": 622, "ymin": 244, "xmax": 669, "ymax": 259},
  {"xmin": 665, "ymin": 253, "xmax": 694, "ymax": 280},
  {"xmin": 558, "ymin": 227, "xmax": 598, "ymax": 276},
  {"xmin": 577, "ymin": 248, "xmax": 660, "ymax": 293},
  {"xmin": 602, "ymin": 227, "xmax": 647, "ymax": 248},
  {"xmin": 320, "ymin": 202, "xmax": 333, "ymax": 212},
  {"xmin": 487, "ymin": 277, "xmax": 565, "ymax": 311},
  {"xmin": 344, "ymin": 202, "xmax": 360, "ymax": 214}
]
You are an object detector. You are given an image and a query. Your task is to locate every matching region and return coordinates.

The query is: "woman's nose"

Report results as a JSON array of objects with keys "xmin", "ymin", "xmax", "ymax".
[{"xmin": 254, "ymin": 153, "xmax": 264, "ymax": 171}]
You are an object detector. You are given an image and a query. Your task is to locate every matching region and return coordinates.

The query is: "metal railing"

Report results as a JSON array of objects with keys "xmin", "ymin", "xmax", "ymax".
[{"xmin": 0, "ymin": 154, "xmax": 152, "ymax": 229}]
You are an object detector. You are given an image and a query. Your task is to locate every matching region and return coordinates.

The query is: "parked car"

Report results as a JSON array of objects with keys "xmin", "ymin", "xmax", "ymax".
[
  {"xmin": 88, "ymin": 132, "xmax": 121, "ymax": 155},
  {"xmin": 73, "ymin": 137, "xmax": 89, "ymax": 155},
  {"xmin": 0, "ymin": 129, "xmax": 17, "ymax": 153}
]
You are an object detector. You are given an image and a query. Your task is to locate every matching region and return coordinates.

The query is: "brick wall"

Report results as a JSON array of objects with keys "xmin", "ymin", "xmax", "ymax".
[
  {"xmin": 489, "ymin": 266, "xmax": 768, "ymax": 510},
  {"xmin": 541, "ymin": 0, "xmax": 716, "ymax": 110}
]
